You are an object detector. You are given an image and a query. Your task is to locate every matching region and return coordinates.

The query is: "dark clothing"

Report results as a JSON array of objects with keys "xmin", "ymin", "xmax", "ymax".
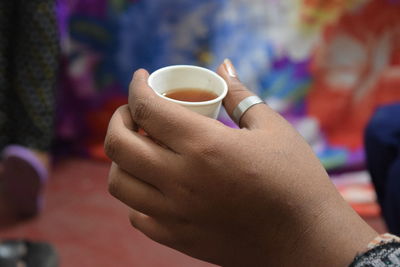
[
  {"xmin": 0, "ymin": 0, "xmax": 59, "ymax": 151},
  {"xmin": 365, "ymin": 103, "xmax": 400, "ymax": 235}
]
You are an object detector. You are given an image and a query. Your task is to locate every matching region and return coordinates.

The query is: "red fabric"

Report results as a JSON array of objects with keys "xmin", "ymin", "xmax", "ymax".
[
  {"xmin": 86, "ymin": 96, "xmax": 128, "ymax": 160},
  {"xmin": 307, "ymin": 0, "xmax": 400, "ymax": 149}
]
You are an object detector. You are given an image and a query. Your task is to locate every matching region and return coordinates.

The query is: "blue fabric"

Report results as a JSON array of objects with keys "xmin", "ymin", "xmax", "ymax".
[{"xmin": 365, "ymin": 103, "xmax": 400, "ymax": 234}]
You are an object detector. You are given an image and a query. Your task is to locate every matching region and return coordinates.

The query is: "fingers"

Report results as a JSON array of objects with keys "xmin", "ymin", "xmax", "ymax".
[
  {"xmin": 129, "ymin": 209, "xmax": 175, "ymax": 247},
  {"xmin": 217, "ymin": 59, "xmax": 276, "ymax": 130},
  {"xmin": 128, "ymin": 69, "xmax": 216, "ymax": 152},
  {"xmin": 105, "ymin": 105, "xmax": 180, "ymax": 188},
  {"xmin": 108, "ymin": 163, "xmax": 168, "ymax": 218}
]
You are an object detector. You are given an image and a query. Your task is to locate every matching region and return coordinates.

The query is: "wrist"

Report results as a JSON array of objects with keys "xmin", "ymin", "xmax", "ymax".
[{"xmin": 284, "ymin": 192, "xmax": 378, "ymax": 266}]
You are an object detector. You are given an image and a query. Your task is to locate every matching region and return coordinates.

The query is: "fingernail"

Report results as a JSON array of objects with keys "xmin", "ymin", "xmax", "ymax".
[
  {"xmin": 224, "ymin": 58, "xmax": 237, "ymax": 78},
  {"xmin": 133, "ymin": 69, "xmax": 145, "ymax": 80},
  {"xmin": 132, "ymin": 70, "xmax": 139, "ymax": 80}
]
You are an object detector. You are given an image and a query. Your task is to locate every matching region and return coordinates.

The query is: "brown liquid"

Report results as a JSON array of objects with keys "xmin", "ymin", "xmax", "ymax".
[{"xmin": 163, "ymin": 88, "xmax": 218, "ymax": 102}]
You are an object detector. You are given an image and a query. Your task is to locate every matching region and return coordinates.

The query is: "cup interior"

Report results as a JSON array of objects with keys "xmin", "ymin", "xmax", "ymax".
[{"xmin": 148, "ymin": 65, "xmax": 227, "ymax": 105}]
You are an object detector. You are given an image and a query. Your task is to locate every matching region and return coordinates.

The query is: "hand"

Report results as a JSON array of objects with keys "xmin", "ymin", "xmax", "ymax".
[{"xmin": 105, "ymin": 61, "xmax": 377, "ymax": 266}]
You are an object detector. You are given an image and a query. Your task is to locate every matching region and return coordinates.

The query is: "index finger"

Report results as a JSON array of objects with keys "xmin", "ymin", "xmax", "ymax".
[{"xmin": 128, "ymin": 69, "xmax": 222, "ymax": 152}]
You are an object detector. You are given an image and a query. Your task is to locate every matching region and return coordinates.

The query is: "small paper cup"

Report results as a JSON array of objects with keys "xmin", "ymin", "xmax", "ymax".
[{"xmin": 148, "ymin": 65, "xmax": 228, "ymax": 119}]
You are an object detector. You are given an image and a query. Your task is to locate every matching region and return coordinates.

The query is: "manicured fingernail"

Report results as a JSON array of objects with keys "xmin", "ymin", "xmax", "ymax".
[{"xmin": 224, "ymin": 58, "xmax": 237, "ymax": 78}]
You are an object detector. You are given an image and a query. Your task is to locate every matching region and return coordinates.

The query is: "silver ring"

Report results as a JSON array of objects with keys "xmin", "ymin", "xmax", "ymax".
[{"xmin": 232, "ymin": 95, "xmax": 265, "ymax": 125}]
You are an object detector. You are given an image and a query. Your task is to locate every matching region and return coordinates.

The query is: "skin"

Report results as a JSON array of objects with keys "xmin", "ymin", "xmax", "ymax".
[{"xmin": 104, "ymin": 62, "xmax": 378, "ymax": 267}]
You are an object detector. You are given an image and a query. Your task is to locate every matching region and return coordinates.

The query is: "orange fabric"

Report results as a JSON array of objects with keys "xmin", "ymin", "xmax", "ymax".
[{"xmin": 307, "ymin": 0, "xmax": 400, "ymax": 149}]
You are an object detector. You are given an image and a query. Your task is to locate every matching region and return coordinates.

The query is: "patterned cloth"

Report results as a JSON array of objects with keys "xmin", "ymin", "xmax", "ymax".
[
  {"xmin": 0, "ymin": 0, "xmax": 59, "ymax": 151},
  {"xmin": 349, "ymin": 234, "xmax": 400, "ymax": 266},
  {"xmin": 351, "ymin": 242, "xmax": 400, "ymax": 266},
  {"xmin": 367, "ymin": 234, "xmax": 400, "ymax": 250}
]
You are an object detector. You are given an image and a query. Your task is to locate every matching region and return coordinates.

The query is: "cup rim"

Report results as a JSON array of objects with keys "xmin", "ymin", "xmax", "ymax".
[{"xmin": 148, "ymin": 65, "xmax": 228, "ymax": 106}]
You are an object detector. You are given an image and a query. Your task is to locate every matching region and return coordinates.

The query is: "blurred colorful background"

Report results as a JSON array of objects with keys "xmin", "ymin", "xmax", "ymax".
[
  {"xmin": 57, "ymin": 0, "xmax": 400, "ymax": 170},
  {"xmin": 1, "ymin": 0, "xmax": 400, "ymax": 266}
]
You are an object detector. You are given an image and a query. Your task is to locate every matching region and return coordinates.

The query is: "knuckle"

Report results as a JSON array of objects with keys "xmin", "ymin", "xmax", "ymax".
[
  {"xmin": 229, "ymin": 80, "xmax": 250, "ymax": 97},
  {"xmin": 133, "ymin": 226, "xmax": 174, "ymax": 247},
  {"xmin": 198, "ymin": 144, "xmax": 219, "ymax": 158},
  {"xmin": 104, "ymin": 131, "xmax": 120, "ymax": 160},
  {"xmin": 131, "ymin": 97, "xmax": 152, "ymax": 122},
  {"xmin": 129, "ymin": 211, "xmax": 193, "ymax": 251},
  {"xmin": 108, "ymin": 172, "xmax": 122, "ymax": 198},
  {"xmin": 128, "ymin": 214, "xmax": 141, "ymax": 229},
  {"xmin": 192, "ymin": 136, "xmax": 221, "ymax": 160}
]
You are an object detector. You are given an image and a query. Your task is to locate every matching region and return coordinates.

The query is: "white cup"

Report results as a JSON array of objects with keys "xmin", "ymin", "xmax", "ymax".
[{"xmin": 148, "ymin": 65, "xmax": 228, "ymax": 119}]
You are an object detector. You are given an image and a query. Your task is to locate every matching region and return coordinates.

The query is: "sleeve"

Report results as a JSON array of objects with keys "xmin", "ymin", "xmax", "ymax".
[{"xmin": 350, "ymin": 233, "xmax": 400, "ymax": 267}]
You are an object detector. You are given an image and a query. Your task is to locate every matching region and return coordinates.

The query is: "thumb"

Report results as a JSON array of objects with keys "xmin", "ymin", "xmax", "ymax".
[{"xmin": 217, "ymin": 59, "xmax": 274, "ymax": 130}]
